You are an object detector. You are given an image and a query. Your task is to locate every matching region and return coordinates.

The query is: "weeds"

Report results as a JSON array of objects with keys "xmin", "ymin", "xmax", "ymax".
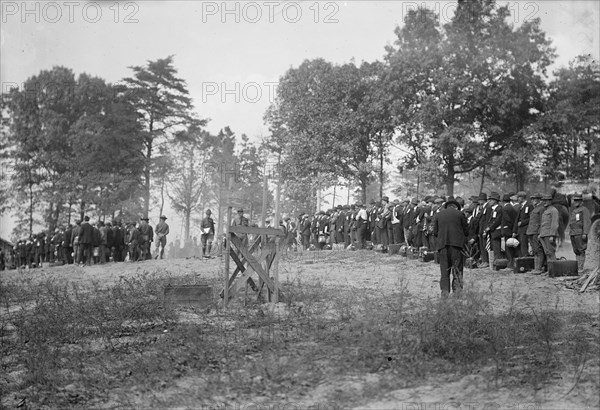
[{"xmin": 1, "ymin": 267, "xmax": 598, "ymax": 408}]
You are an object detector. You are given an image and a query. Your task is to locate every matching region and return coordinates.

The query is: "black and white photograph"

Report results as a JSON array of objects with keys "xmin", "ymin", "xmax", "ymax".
[{"xmin": 1, "ymin": 1, "xmax": 599, "ymax": 408}]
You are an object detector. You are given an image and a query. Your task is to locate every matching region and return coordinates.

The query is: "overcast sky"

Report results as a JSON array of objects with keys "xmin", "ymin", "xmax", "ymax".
[
  {"xmin": 1, "ymin": 0, "xmax": 599, "ymax": 238},
  {"xmin": 2, "ymin": 1, "xmax": 598, "ymax": 138}
]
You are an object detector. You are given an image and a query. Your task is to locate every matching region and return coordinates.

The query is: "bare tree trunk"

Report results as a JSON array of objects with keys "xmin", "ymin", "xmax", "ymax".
[
  {"xmin": 445, "ymin": 154, "xmax": 455, "ymax": 196},
  {"xmin": 28, "ymin": 181, "xmax": 33, "ymax": 238},
  {"xmin": 479, "ymin": 164, "xmax": 486, "ymax": 194},
  {"xmin": 379, "ymin": 147, "xmax": 384, "ymax": 199},
  {"xmin": 159, "ymin": 175, "xmax": 165, "ymax": 220}
]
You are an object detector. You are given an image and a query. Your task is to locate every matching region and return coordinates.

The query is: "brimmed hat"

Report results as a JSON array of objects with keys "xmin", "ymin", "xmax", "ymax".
[
  {"xmin": 237, "ymin": 208, "xmax": 244, "ymax": 213},
  {"xmin": 160, "ymin": 215, "xmax": 167, "ymax": 220},
  {"xmin": 530, "ymin": 192, "xmax": 542, "ymax": 199},
  {"xmin": 572, "ymin": 193, "xmax": 583, "ymax": 200},
  {"xmin": 140, "ymin": 217, "xmax": 149, "ymax": 221},
  {"xmin": 517, "ymin": 191, "xmax": 527, "ymax": 198},
  {"xmin": 478, "ymin": 192, "xmax": 488, "ymax": 201},
  {"xmin": 382, "ymin": 196, "xmax": 389, "ymax": 202},
  {"xmin": 541, "ymin": 193, "xmax": 553, "ymax": 201},
  {"xmin": 445, "ymin": 199, "xmax": 462, "ymax": 210},
  {"xmin": 434, "ymin": 197, "xmax": 444, "ymax": 204},
  {"xmin": 489, "ymin": 192, "xmax": 500, "ymax": 201},
  {"xmin": 502, "ymin": 194, "xmax": 511, "ymax": 202},
  {"xmin": 411, "ymin": 198, "xmax": 418, "ymax": 205}
]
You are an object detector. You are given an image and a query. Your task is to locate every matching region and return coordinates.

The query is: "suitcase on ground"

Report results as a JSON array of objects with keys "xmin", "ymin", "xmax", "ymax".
[
  {"xmin": 388, "ymin": 244, "xmax": 401, "ymax": 255},
  {"xmin": 548, "ymin": 259, "xmax": 578, "ymax": 277},
  {"xmin": 493, "ymin": 259, "xmax": 509, "ymax": 271},
  {"xmin": 420, "ymin": 251, "xmax": 434, "ymax": 262},
  {"xmin": 514, "ymin": 256, "xmax": 535, "ymax": 273}
]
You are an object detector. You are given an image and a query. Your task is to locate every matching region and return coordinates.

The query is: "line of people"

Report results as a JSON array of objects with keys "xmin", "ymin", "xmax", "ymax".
[
  {"xmin": 295, "ymin": 190, "xmax": 596, "ymax": 275},
  {"xmin": 7, "ymin": 215, "xmax": 170, "ymax": 269}
]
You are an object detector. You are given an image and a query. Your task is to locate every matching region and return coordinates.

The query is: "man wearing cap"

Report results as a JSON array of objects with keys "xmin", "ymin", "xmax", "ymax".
[
  {"xmin": 484, "ymin": 192, "xmax": 504, "ymax": 267},
  {"xmin": 200, "ymin": 210, "xmax": 215, "ymax": 258},
  {"xmin": 71, "ymin": 220, "xmax": 82, "ymax": 265},
  {"xmin": 138, "ymin": 217, "xmax": 154, "ymax": 260},
  {"xmin": 501, "ymin": 194, "xmax": 518, "ymax": 269},
  {"xmin": 232, "ymin": 208, "xmax": 250, "ymax": 250},
  {"xmin": 513, "ymin": 191, "xmax": 532, "ymax": 258},
  {"xmin": 155, "ymin": 216, "xmax": 170, "ymax": 260},
  {"xmin": 569, "ymin": 193, "xmax": 591, "ymax": 273},
  {"xmin": 527, "ymin": 193, "xmax": 545, "ymax": 274},
  {"xmin": 433, "ymin": 197, "xmax": 469, "ymax": 296},
  {"xmin": 538, "ymin": 193, "xmax": 559, "ymax": 270}
]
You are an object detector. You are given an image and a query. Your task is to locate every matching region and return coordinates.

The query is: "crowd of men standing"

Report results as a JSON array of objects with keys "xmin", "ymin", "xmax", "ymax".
[
  {"xmin": 295, "ymin": 190, "xmax": 597, "ymax": 293},
  {"xmin": 3, "ymin": 216, "xmax": 170, "ymax": 269}
]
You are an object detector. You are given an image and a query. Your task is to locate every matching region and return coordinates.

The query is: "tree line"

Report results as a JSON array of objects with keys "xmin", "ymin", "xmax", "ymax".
[
  {"xmin": 0, "ymin": 57, "xmax": 271, "ymax": 240},
  {"xmin": 264, "ymin": 0, "xmax": 599, "ymax": 210},
  {"xmin": 1, "ymin": 0, "xmax": 598, "ymax": 240}
]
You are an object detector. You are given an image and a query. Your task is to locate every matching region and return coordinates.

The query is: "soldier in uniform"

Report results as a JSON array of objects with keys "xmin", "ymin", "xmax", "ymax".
[
  {"xmin": 538, "ymin": 193, "xmax": 559, "ymax": 270},
  {"xmin": 232, "ymin": 208, "xmax": 250, "ymax": 249},
  {"xmin": 126, "ymin": 222, "xmax": 141, "ymax": 262},
  {"xmin": 138, "ymin": 217, "xmax": 154, "ymax": 260},
  {"xmin": 569, "ymin": 193, "xmax": 591, "ymax": 273},
  {"xmin": 200, "ymin": 209, "xmax": 215, "ymax": 258},
  {"xmin": 527, "ymin": 193, "xmax": 545, "ymax": 274},
  {"xmin": 155, "ymin": 215, "xmax": 170, "ymax": 259}
]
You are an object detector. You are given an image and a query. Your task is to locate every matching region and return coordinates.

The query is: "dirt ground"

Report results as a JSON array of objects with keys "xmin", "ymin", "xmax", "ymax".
[{"xmin": 1, "ymin": 244, "xmax": 599, "ymax": 409}]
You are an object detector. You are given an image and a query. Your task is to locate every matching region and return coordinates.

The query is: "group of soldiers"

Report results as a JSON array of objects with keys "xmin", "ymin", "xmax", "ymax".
[
  {"xmin": 5, "ymin": 215, "xmax": 170, "ymax": 269},
  {"xmin": 295, "ymin": 190, "xmax": 597, "ymax": 274}
]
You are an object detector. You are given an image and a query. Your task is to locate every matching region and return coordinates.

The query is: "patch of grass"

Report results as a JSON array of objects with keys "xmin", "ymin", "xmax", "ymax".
[{"xmin": 1, "ymin": 267, "xmax": 598, "ymax": 409}]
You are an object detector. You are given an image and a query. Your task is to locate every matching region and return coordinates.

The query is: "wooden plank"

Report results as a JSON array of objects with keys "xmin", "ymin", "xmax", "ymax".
[
  {"xmin": 164, "ymin": 285, "xmax": 212, "ymax": 307},
  {"xmin": 273, "ymin": 237, "xmax": 281, "ymax": 303},
  {"xmin": 230, "ymin": 235, "xmax": 276, "ymax": 292},
  {"xmin": 230, "ymin": 225, "xmax": 285, "ymax": 237},
  {"xmin": 224, "ymin": 207, "xmax": 232, "ymax": 307},
  {"xmin": 227, "ymin": 235, "xmax": 261, "ymax": 285},
  {"xmin": 579, "ymin": 268, "xmax": 598, "ymax": 293}
]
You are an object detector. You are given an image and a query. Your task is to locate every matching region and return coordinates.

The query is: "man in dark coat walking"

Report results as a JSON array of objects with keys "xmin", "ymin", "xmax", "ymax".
[{"xmin": 433, "ymin": 198, "xmax": 469, "ymax": 296}]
